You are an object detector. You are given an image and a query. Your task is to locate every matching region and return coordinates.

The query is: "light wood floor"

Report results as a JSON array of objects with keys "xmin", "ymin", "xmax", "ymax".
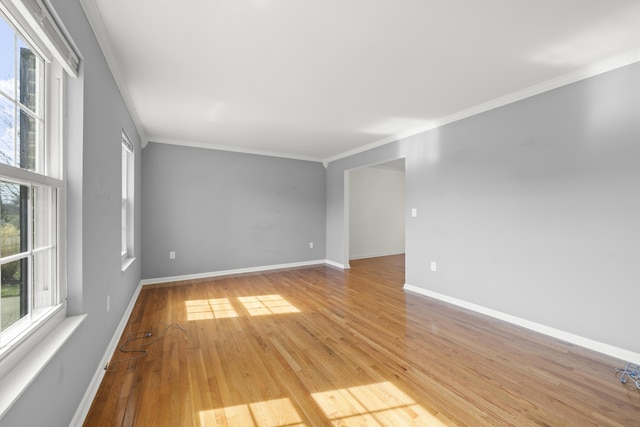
[{"xmin": 84, "ymin": 255, "xmax": 639, "ymax": 426}]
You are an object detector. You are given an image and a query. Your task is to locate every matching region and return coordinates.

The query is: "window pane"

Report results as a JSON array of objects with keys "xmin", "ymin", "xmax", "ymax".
[
  {"xmin": 0, "ymin": 95, "xmax": 16, "ymax": 167},
  {"xmin": 121, "ymin": 198, "xmax": 126, "ymax": 255},
  {"xmin": 0, "ymin": 16, "xmax": 43, "ymax": 173},
  {"xmin": 121, "ymin": 142, "xmax": 131, "ymax": 258},
  {"xmin": 33, "ymin": 185, "xmax": 55, "ymax": 249},
  {"xmin": 0, "ymin": 181, "xmax": 31, "ymax": 333},
  {"xmin": 122, "ymin": 147, "xmax": 127, "ymax": 196},
  {"xmin": 1, "ymin": 258, "xmax": 27, "ymax": 331},
  {"xmin": 0, "ymin": 17, "xmax": 15, "ymax": 99},
  {"xmin": 1, "ymin": 181, "xmax": 28, "ymax": 257},
  {"xmin": 33, "ymin": 249, "xmax": 54, "ymax": 314},
  {"xmin": 18, "ymin": 108, "xmax": 38, "ymax": 170},
  {"xmin": 17, "ymin": 38, "xmax": 38, "ymax": 112}
]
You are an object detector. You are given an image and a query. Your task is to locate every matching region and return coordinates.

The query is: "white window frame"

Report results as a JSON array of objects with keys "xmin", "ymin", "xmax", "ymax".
[
  {"xmin": 0, "ymin": 0, "xmax": 74, "ymax": 386},
  {"xmin": 121, "ymin": 130, "xmax": 134, "ymax": 270}
]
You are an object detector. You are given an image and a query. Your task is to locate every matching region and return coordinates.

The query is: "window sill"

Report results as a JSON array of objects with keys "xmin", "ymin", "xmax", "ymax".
[
  {"xmin": 0, "ymin": 313, "xmax": 86, "ymax": 418},
  {"xmin": 121, "ymin": 257, "xmax": 136, "ymax": 272}
]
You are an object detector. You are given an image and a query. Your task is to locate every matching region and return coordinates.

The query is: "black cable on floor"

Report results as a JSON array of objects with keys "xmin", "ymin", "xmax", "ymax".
[{"xmin": 105, "ymin": 321, "xmax": 187, "ymax": 371}]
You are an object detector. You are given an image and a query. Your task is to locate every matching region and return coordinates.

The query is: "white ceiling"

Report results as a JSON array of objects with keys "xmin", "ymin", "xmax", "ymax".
[{"xmin": 80, "ymin": 0, "xmax": 640, "ymax": 162}]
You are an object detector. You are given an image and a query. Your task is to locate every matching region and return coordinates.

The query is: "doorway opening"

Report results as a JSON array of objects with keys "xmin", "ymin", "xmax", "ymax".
[{"xmin": 345, "ymin": 158, "xmax": 405, "ymax": 280}]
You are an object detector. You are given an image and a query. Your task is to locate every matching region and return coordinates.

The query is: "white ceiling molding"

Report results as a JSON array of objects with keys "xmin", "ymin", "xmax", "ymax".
[
  {"xmin": 149, "ymin": 137, "xmax": 323, "ymax": 163},
  {"xmin": 325, "ymin": 47, "xmax": 640, "ymax": 165},
  {"xmin": 79, "ymin": 0, "xmax": 148, "ymax": 148}
]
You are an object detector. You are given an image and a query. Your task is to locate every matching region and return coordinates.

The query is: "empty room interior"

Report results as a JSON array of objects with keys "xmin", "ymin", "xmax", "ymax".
[{"xmin": 1, "ymin": 0, "xmax": 640, "ymax": 425}]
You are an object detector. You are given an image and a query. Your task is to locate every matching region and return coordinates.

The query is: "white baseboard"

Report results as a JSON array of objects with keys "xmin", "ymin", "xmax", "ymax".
[
  {"xmin": 403, "ymin": 283, "xmax": 640, "ymax": 365},
  {"xmin": 325, "ymin": 259, "xmax": 350, "ymax": 269},
  {"xmin": 69, "ymin": 280, "xmax": 144, "ymax": 427},
  {"xmin": 140, "ymin": 259, "xmax": 330, "ymax": 286},
  {"xmin": 349, "ymin": 251, "xmax": 405, "ymax": 261}
]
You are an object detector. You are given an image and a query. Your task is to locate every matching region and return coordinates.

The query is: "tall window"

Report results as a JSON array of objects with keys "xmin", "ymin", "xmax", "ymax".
[
  {"xmin": 0, "ymin": 10, "xmax": 64, "ymax": 354},
  {"xmin": 121, "ymin": 131, "xmax": 134, "ymax": 266}
]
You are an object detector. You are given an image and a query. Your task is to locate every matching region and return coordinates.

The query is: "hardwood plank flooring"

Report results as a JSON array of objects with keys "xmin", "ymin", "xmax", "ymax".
[{"xmin": 84, "ymin": 255, "xmax": 639, "ymax": 426}]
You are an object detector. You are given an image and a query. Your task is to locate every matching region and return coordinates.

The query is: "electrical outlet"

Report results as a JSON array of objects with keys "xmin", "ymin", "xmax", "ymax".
[
  {"xmin": 169, "ymin": 251, "xmax": 176, "ymax": 259},
  {"xmin": 430, "ymin": 262, "xmax": 437, "ymax": 272},
  {"xmin": 411, "ymin": 208, "xmax": 417, "ymax": 217},
  {"xmin": 309, "ymin": 242, "xmax": 314, "ymax": 249}
]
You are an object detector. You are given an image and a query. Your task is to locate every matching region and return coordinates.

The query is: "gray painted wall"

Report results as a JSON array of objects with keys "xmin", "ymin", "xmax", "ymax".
[
  {"xmin": 142, "ymin": 143, "xmax": 326, "ymax": 280},
  {"xmin": 0, "ymin": 0, "xmax": 143, "ymax": 425},
  {"xmin": 327, "ymin": 62, "xmax": 640, "ymax": 355}
]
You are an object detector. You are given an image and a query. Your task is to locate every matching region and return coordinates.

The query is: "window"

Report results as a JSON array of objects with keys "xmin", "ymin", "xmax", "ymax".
[
  {"xmin": 0, "ymin": 5, "xmax": 67, "ymax": 359},
  {"xmin": 121, "ymin": 131, "xmax": 134, "ymax": 267}
]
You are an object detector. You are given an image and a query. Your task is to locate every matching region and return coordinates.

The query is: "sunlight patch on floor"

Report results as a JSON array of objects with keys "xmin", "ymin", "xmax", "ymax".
[
  {"xmin": 185, "ymin": 298, "xmax": 238, "ymax": 320},
  {"xmin": 311, "ymin": 381, "xmax": 447, "ymax": 426},
  {"xmin": 185, "ymin": 295, "xmax": 299, "ymax": 320},
  {"xmin": 237, "ymin": 294, "xmax": 300, "ymax": 316},
  {"xmin": 199, "ymin": 397, "xmax": 304, "ymax": 427}
]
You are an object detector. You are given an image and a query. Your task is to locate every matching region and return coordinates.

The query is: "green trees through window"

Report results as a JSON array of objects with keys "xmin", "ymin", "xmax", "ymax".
[{"xmin": 0, "ymin": 182, "xmax": 27, "ymax": 330}]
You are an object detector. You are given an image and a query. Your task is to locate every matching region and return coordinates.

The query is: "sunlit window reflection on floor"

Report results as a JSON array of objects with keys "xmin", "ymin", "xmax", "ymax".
[
  {"xmin": 238, "ymin": 295, "xmax": 300, "ymax": 316},
  {"xmin": 185, "ymin": 298, "xmax": 238, "ymax": 320},
  {"xmin": 199, "ymin": 397, "xmax": 304, "ymax": 427},
  {"xmin": 185, "ymin": 295, "xmax": 299, "ymax": 320},
  {"xmin": 311, "ymin": 381, "xmax": 447, "ymax": 426}
]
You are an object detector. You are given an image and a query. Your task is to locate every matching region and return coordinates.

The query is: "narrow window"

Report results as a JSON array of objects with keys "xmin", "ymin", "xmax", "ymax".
[{"xmin": 121, "ymin": 131, "xmax": 134, "ymax": 266}]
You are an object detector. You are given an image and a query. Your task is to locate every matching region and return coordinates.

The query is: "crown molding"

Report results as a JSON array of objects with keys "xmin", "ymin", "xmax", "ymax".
[
  {"xmin": 149, "ymin": 137, "xmax": 324, "ymax": 163},
  {"xmin": 79, "ymin": 0, "xmax": 148, "ymax": 148},
  {"xmin": 325, "ymin": 48, "xmax": 640, "ymax": 165}
]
